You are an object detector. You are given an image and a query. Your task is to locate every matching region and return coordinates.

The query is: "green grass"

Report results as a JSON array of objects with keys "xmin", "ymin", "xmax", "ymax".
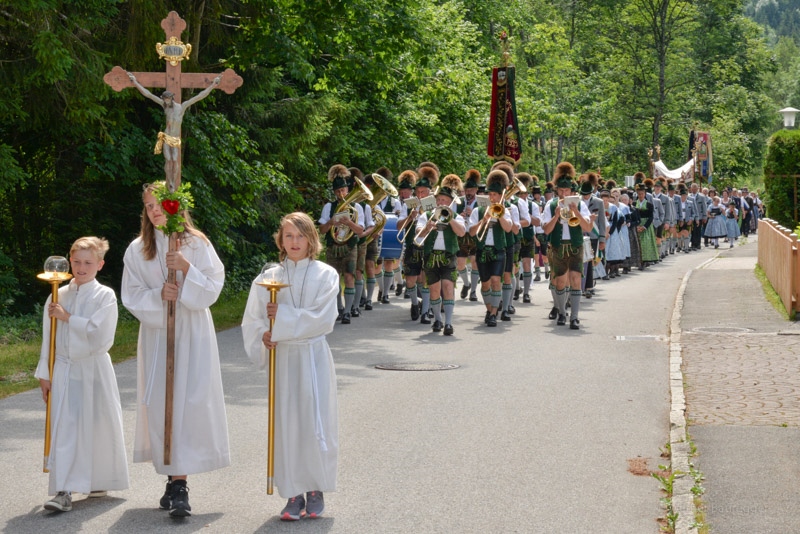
[
  {"xmin": 0, "ymin": 290, "xmax": 249, "ymax": 400},
  {"xmin": 754, "ymin": 264, "xmax": 794, "ymax": 321}
]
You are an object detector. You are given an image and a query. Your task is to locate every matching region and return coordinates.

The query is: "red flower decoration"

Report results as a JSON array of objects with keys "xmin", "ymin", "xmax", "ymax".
[{"xmin": 161, "ymin": 199, "xmax": 180, "ymax": 215}]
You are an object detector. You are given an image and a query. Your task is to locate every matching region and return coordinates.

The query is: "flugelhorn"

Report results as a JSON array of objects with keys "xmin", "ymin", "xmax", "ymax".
[
  {"xmin": 559, "ymin": 196, "xmax": 581, "ymax": 227},
  {"xmin": 330, "ymin": 176, "xmax": 373, "ymax": 245},
  {"xmin": 475, "ymin": 203, "xmax": 505, "ymax": 242}
]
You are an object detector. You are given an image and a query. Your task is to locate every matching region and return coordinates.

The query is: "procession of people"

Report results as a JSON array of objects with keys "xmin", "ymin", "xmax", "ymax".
[{"xmin": 34, "ymin": 158, "xmax": 760, "ymax": 522}]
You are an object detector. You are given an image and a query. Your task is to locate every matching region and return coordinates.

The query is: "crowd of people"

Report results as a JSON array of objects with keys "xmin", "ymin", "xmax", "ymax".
[{"xmin": 319, "ymin": 161, "xmax": 763, "ymax": 333}]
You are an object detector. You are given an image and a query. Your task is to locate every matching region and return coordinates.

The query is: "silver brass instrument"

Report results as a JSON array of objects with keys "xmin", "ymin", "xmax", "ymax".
[
  {"xmin": 475, "ymin": 203, "xmax": 506, "ymax": 242},
  {"xmin": 365, "ymin": 174, "xmax": 399, "ymax": 245},
  {"xmin": 413, "ymin": 205, "xmax": 454, "ymax": 247},
  {"xmin": 330, "ymin": 176, "xmax": 373, "ymax": 244},
  {"xmin": 559, "ymin": 195, "xmax": 581, "ymax": 227}
]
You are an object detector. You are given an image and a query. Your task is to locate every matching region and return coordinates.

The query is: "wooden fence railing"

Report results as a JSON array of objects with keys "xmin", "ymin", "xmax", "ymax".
[{"xmin": 758, "ymin": 218, "xmax": 800, "ymax": 314}]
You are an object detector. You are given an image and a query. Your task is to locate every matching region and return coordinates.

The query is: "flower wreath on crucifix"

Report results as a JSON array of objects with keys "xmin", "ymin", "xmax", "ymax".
[{"xmin": 151, "ymin": 181, "xmax": 194, "ymax": 235}]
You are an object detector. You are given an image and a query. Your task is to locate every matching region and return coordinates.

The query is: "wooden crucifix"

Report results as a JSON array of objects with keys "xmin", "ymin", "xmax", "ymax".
[{"xmin": 104, "ymin": 11, "xmax": 242, "ymax": 466}]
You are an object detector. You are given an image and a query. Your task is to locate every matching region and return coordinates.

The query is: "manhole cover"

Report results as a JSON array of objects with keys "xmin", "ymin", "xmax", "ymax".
[
  {"xmin": 374, "ymin": 363, "xmax": 460, "ymax": 371},
  {"xmin": 692, "ymin": 326, "xmax": 753, "ymax": 334}
]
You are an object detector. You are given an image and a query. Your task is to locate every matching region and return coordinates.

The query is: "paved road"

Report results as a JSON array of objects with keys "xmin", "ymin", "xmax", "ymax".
[{"xmin": 1, "ymin": 246, "xmax": 718, "ymax": 533}]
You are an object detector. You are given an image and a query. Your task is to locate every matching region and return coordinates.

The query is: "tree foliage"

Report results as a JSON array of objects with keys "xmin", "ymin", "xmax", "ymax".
[{"xmin": 0, "ymin": 0, "xmax": 791, "ymax": 313}]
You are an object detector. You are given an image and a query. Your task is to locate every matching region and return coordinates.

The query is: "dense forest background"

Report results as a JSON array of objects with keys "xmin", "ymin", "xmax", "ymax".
[{"xmin": 1, "ymin": 0, "xmax": 799, "ymax": 315}]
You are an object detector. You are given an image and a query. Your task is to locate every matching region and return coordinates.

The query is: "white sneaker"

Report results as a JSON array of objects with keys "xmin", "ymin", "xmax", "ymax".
[{"xmin": 44, "ymin": 492, "xmax": 72, "ymax": 512}]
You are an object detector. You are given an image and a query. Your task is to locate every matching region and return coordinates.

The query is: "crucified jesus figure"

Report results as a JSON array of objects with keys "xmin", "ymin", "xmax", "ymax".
[{"xmin": 127, "ymin": 72, "xmax": 221, "ymax": 190}]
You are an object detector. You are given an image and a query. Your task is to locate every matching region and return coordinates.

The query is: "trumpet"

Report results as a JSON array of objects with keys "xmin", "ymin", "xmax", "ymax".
[
  {"xmin": 413, "ymin": 206, "xmax": 454, "ymax": 247},
  {"xmin": 559, "ymin": 196, "xmax": 581, "ymax": 227},
  {"xmin": 330, "ymin": 177, "xmax": 373, "ymax": 244},
  {"xmin": 475, "ymin": 203, "xmax": 505, "ymax": 242}
]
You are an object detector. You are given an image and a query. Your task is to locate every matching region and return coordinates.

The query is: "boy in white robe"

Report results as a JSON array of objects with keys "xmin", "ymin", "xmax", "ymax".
[
  {"xmin": 122, "ymin": 182, "xmax": 230, "ymax": 517},
  {"xmin": 242, "ymin": 212, "xmax": 340, "ymax": 521},
  {"xmin": 36, "ymin": 237, "xmax": 129, "ymax": 512}
]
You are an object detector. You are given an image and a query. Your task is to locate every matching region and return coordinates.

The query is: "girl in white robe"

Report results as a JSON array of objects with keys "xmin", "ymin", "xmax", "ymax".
[
  {"xmin": 241, "ymin": 212, "xmax": 340, "ymax": 521},
  {"xmin": 121, "ymin": 183, "xmax": 230, "ymax": 517},
  {"xmin": 35, "ymin": 237, "xmax": 129, "ymax": 512}
]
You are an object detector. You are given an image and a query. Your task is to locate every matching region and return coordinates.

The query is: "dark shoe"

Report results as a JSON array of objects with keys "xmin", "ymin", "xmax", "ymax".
[
  {"xmin": 159, "ymin": 477, "xmax": 173, "ymax": 510},
  {"xmin": 305, "ymin": 491, "xmax": 324, "ymax": 519},
  {"xmin": 381, "ymin": 295, "xmax": 390, "ymax": 304},
  {"xmin": 469, "ymin": 293, "xmax": 478, "ymax": 302},
  {"xmin": 534, "ymin": 273, "xmax": 541, "ymax": 282},
  {"xmin": 404, "ymin": 290, "xmax": 411, "ymax": 299},
  {"xmin": 557, "ymin": 314, "xmax": 566, "ymax": 326},
  {"xmin": 523, "ymin": 294, "xmax": 531, "ymax": 303},
  {"xmin": 570, "ymin": 319, "xmax": 580, "ymax": 330},
  {"xmin": 359, "ymin": 296, "xmax": 368, "ymax": 307},
  {"xmin": 507, "ymin": 305, "xmax": 516, "ymax": 314},
  {"xmin": 350, "ymin": 306, "xmax": 360, "ymax": 318},
  {"xmin": 548, "ymin": 307, "xmax": 558, "ymax": 320},
  {"xmin": 582, "ymin": 291, "xmax": 592, "ymax": 299},
  {"xmin": 443, "ymin": 324, "xmax": 454, "ymax": 336},
  {"xmin": 501, "ymin": 311, "xmax": 511, "ymax": 321},
  {"xmin": 513, "ymin": 288, "xmax": 521, "ymax": 301},
  {"xmin": 341, "ymin": 313, "xmax": 351, "ymax": 324},
  {"xmin": 602, "ymin": 275, "xmax": 609, "ymax": 281},
  {"xmin": 169, "ymin": 481, "xmax": 191, "ymax": 517},
  {"xmin": 396, "ymin": 282, "xmax": 404, "ymax": 296},
  {"xmin": 460, "ymin": 283, "xmax": 470, "ymax": 299},
  {"xmin": 427, "ymin": 308, "xmax": 434, "ymax": 319},
  {"xmin": 545, "ymin": 270, "xmax": 550, "ymax": 279},
  {"xmin": 377, "ymin": 290, "xmax": 383, "ymax": 301},
  {"xmin": 364, "ymin": 301, "xmax": 373, "ymax": 310},
  {"xmin": 485, "ymin": 311, "xmax": 491, "ymax": 324},
  {"xmin": 337, "ymin": 309, "xmax": 344, "ymax": 322},
  {"xmin": 420, "ymin": 314, "xmax": 431, "ymax": 325},
  {"xmin": 280, "ymin": 494, "xmax": 305, "ymax": 521},
  {"xmin": 432, "ymin": 320, "xmax": 443, "ymax": 332},
  {"xmin": 410, "ymin": 303, "xmax": 420, "ymax": 321},
  {"xmin": 487, "ymin": 314, "xmax": 498, "ymax": 327}
]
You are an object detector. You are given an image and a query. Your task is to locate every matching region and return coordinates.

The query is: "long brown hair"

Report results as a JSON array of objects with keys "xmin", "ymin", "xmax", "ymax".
[{"xmin": 140, "ymin": 182, "xmax": 208, "ymax": 260}]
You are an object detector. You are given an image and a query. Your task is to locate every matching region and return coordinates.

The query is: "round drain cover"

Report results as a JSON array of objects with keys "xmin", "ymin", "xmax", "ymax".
[
  {"xmin": 692, "ymin": 326, "xmax": 752, "ymax": 333},
  {"xmin": 374, "ymin": 362, "xmax": 460, "ymax": 371}
]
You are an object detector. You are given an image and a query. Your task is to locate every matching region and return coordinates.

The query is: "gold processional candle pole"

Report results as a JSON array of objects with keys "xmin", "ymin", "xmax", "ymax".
[
  {"xmin": 37, "ymin": 256, "xmax": 72, "ymax": 472},
  {"xmin": 255, "ymin": 277, "xmax": 290, "ymax": 495}
]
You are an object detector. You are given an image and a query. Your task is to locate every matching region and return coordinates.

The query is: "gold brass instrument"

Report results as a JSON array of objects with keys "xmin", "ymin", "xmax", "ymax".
[
  {"xmin": 503, "ymin": 176, "xmax": 526, "ymax": 203},
  {"xmin": 475, "ymin": 203, "xmax": 506, "ymax": 242},
  {"xmin": 559, "ymin": 195, "xmax": 582, "ymax": 227},
  {"xmin": 330, "ymin": 176, "xmax": 373, "ymax": 244},
  {"xmin": 365, "ymin": 174, "xmax": 398, "ymax": 245}
]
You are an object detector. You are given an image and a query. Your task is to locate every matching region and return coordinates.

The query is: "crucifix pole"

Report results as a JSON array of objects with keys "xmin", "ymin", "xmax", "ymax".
[{"xmin": 104, "ymin": 11, "xmax": 242, "ymax": 466}]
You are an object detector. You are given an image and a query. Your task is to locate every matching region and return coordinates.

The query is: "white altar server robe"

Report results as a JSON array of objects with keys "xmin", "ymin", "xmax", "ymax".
[
  {"xmin": 241, "ymin": 258, "xmax": 340, "ymax": 497},
  {"xmin": 122, "ymin": 231, "xmax": 230, "ymax": 475},
  {"xmin": 34, "ymin": 279, "xmax": 129, "ymax": 495}
]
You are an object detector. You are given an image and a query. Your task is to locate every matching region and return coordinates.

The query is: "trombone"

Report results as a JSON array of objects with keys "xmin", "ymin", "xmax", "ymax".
[
  {"xmin": 475, "ymin": 203, "xmax": 505, "ymax": 242},
  {"xmin": 412, "ymin": 205, "xmax": 454, "ymax": 247}
]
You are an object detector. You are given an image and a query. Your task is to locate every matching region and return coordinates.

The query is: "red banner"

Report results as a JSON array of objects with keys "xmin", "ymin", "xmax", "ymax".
[{"xmin": 487, "ymin": 66, "xmax": 521, "ymax": 162}]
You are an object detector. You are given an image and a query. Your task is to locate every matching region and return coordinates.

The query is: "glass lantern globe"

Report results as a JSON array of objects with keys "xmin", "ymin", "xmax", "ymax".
[{"xmin": 43, "ymin": 256, "xmax": 69, "ymax": 274}]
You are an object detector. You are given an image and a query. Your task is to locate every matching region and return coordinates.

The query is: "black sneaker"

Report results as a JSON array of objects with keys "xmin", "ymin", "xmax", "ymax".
[
  {"xmin": 460, "ymin": 283, "xmax": 470, "ymax": 299},
  {"xmin": 305, "ymin": 491, "xmax": 324, "ymax": 519},
  {"xmin": 557, "ymin": 314, "xmax": 566, "ymax": 326},
  {"xmin": 487, "ymin": 314, "xmax": 498, "ymax": 327},
  {"xmin": 280, "ymin": 494, "xmax": 305, "ymax": 521},
  {"xmin": 548, "ymin": 307, "xmax": 558, "ymax": 320},
  {"xmin": 159, "ymin": 477, "xmax": 173, "ymax": 510},
  {"xmin": 169, "ymin": 481, "xmax": 191, "ymax": 517}
]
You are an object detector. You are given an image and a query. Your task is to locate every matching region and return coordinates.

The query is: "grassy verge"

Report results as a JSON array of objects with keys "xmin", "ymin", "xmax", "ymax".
[
  {"xmin": 0, "ymin": 290, "xmax": 249, "ymax": 400},
  {"xmin": 754, "ymin": 264, "xmax": 794, "ymax": 321}
]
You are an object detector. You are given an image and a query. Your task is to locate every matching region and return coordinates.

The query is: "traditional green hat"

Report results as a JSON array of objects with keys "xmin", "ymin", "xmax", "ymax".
[
  {"xmin": 485, "ymin": 170, "xmax": 508, "ymax": 194},
  {"xmin": 397, "ymin": 170, "xmax": 417, "ymax": 190},
  {"xmin": 438, "ymin": 174, "xmax": 463, "ymax": 200},
  {"xmin": 416, "ymin": 166, "xmax": 439, "ymax": 190},
  {"xmin": 463, "ymin": 169, "xmax": 481, "ymax": 189},
  {"xmin": 328, "ymin": 164, "xmax": 350, "ymax": 191}
]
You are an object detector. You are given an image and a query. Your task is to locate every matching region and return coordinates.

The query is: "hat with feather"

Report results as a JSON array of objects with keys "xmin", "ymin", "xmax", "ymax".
[
  {"xmin": 438, "ymin": 174, "xmax": 463, "ymax": 200},
  {"xmin": 463, "ymin": 169, "xmax": 481, "ymax": 189},
  {"xmin": 328, "ymin": 164, "xmax": 351, "ymax": 191},
  {"xmin": 579, "ymin": 172, "xmax": 598, "ymax": 195},
  {"xmin": 416, "ymin": 165, "xmax": 439, "ymax": 190},
  {"xmin": 554, "ymin": 162, "xmax": 576, "ymax": 189},
  {"xmin": 397, "ymin": 170, "xmax": 418, "ymax": 191},
  {"xmin": 486, "ymin": 169, "xmax": 509, "ymax": 194}
]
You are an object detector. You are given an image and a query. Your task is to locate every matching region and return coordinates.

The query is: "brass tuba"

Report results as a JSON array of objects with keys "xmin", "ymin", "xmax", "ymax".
[
  {"xmin": 475, "ymin": 203, "xmax": 506, "ymax": 242},
  {"xmin": 502, "ymin": 176, "xmax": 526, "ymax": 203},
  {"xmin": 330, "ymin": 176, "xmax": 373, "ymax": 245},
  {"xmin": 365, "ymin": 173, "xmax": 399, "ymax": 245}
]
